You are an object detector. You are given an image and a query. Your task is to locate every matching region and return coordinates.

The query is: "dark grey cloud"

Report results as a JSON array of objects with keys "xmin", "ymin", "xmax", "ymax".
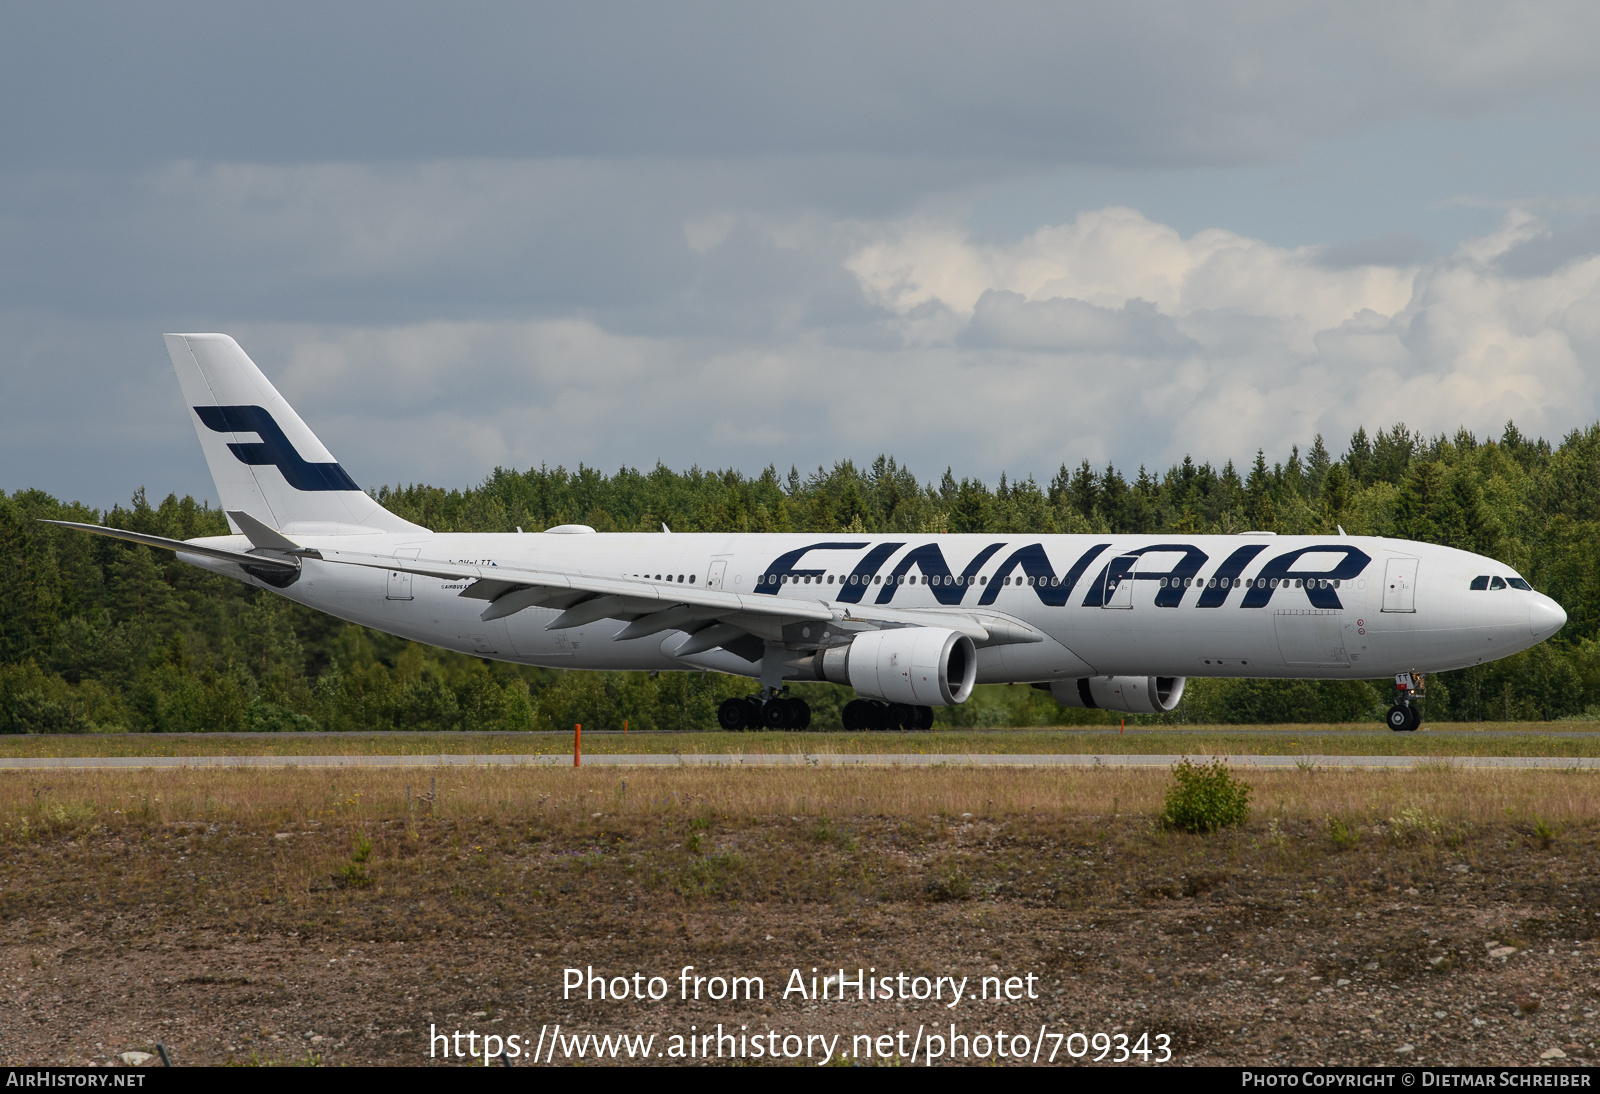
[{"xmin": 5, "ymin": 2, "xmax": 1600, "ymax": 171}]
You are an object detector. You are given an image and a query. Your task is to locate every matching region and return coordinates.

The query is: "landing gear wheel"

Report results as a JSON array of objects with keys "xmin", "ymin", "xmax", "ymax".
[
  {"xmin": 739, "ymin": 697, "xmax": 762, "ymax": 730},
  {"xmin": 761, "ymin": 699, "xmax": 791, "ymax": 730},
  {"xmin": 1387, "ymin": 703, "xmax": 1421, "ymax": 732},
  {"xmin": 787, "ymin": 698, "xmax": 811, "ymax": 731},
  {"xmin": 841, "ymin": 699, "xmax": 872, "ymax": 732},
  {"xmin": 914, "ymin": 705, "xmax": 935, "ymax": 731},
  {"xmin": 718, "ymin": 698, "xmax": 748, "ymax": 731},
  {"xmin": 886, "ymin": 703, "xmax": 915, "ymax": 732}
]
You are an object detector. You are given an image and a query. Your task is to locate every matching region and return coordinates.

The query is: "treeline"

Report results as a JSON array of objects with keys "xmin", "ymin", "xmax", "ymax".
[{"xmin": 5, "ymin": 420, "xmax": 1600, "ymax": 733}]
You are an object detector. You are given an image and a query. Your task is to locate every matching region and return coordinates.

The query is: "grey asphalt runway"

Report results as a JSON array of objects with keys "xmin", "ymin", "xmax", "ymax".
[{"xmin": 2, "ymin": 754, "xmax": 1597, "ymax": 770}]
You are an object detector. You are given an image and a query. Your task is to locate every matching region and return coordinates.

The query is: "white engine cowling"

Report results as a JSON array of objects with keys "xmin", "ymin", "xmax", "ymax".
[
  {"xmin": 815, "ymin": 628, "xmax": 977, "ymax": 706},
  {"xmin": 1050, "ymin": 676, "xmax": 1185, "ymax": 714}
]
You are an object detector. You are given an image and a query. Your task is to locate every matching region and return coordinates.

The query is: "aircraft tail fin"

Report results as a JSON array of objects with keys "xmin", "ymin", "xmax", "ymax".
[{"xmin": 164, "ymin": 333, "xmax": 425, "ymax": 536}]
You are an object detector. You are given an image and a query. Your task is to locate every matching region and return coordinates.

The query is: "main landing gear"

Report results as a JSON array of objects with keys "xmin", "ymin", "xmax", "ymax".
[
  {"xmin": 841, "ymin": 699, "xmax": 934, "ymax": 732},
  {"xmin": 1386, "ymin": 671, "xmax": 1424, "ymax": 732},
  {"xmin": 718, "ymin": 689, "xmax": 812, "ymax": 732}
]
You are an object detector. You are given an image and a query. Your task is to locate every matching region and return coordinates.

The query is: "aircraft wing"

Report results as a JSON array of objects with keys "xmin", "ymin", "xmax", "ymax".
[{"xmin": 315, "ymin": 548, "xmax": 1046, "ymax": 653}]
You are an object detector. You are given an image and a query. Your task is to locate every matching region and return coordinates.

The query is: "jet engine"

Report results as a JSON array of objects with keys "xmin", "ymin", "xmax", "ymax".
[
  {"xmin": 807, "ymin": 627, "xmax": 977, "ymax": 706},
  {"xmin": 1049, "ymin": 676, "xmax": 1185, "ymax": 714}
]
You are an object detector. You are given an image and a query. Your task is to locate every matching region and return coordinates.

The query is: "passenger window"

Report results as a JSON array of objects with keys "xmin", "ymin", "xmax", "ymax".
[
  {"xmin": 873, "ymin": 575, "xmax": 881, "ymax": 584},
  {"xmin": 1508, "ymin": 577, "xmax": 1532, "ymax": 591},
  {"xmin": 1470, "ymin": 576, "xmax": 1489, "ymax": 590},
  {"xmin": 1490, "ymin": 576, "xmax": 1506, "ymax": 590},
  {"xmin": 678, "ymin": 574, "xmax": 684, "ymax": 583},
  {"xmin": 689, "ymin": 575, "xmax": 696, "ymax": 584}
]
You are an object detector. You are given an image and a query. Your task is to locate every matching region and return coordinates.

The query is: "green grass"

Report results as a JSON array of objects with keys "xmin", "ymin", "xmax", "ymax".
[{"xmin": 2, "ymin": 722, "xmax": 1600, "ymax": 758}]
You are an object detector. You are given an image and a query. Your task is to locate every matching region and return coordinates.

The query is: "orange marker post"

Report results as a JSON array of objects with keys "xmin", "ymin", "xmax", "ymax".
[
  {"xmin": 574, "ymin": 723, "xmax": 581, "ymax": 767},
  {"xmin": 624, "ymin": 719, "xmax": 628, "ymax": 735}
]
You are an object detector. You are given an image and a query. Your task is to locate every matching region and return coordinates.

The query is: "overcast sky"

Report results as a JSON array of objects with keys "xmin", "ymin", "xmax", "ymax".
[{"xmin": 6, "ymin": 1, "xmax": 1600, "ymax": 509}]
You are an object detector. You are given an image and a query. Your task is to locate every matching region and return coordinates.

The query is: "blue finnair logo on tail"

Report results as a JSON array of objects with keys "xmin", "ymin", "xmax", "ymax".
[{"xmin": 194, "ymin": 405, "xmax": 360, "ymax": 492}]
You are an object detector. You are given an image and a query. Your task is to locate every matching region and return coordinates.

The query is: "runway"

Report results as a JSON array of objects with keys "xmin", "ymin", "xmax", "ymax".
[{"xmin": 3, "ymin": 753, "xmax": 1597, "ymax": 770}]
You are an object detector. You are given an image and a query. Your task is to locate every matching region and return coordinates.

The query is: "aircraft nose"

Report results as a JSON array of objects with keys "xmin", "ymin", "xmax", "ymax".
[{"xmin": 1530, "ymin": 595, "xmax": 1567, "ymax": 638}]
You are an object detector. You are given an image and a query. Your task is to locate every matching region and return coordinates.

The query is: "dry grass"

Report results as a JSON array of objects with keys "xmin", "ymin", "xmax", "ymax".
[
  {"xmin": 3, "ymin": 722, "xmax": 1600, "ymax": 760},
  {"xmin": 3, "ymin": 764, "xmax": 1598, "ymax": 829}
]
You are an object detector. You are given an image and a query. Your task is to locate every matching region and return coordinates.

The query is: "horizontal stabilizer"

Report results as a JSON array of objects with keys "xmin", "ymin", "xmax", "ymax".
[{"xmin": 40, "ymin": 519, "xmax": 298, "ymax": 571}]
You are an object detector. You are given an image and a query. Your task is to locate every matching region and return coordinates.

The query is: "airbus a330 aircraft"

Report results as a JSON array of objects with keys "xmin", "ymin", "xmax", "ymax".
[{"xmin": 50, "ymin": 335, "xmax": 1568, "ymax": 733}]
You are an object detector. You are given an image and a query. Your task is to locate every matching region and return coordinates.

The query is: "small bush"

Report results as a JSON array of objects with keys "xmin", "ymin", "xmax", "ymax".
[
  {"xmin": 1327, "ymin": 816, "xmax": 1361, "ymax": 851},
  {"xmin": 1162, "ymin": 758, "xmax": 1252, "ymax": 833},
  {"xmin": 1531, "ymin": 816, "xmax": 1557, "ymax": 849},
  {"xmin": 339, "ymin": 830, "xmax": 374, "ymax": 888}
]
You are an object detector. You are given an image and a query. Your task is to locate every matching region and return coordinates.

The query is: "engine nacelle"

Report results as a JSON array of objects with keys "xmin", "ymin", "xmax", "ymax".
[
  {"xmin": 811, "ymin": 627, "xmax": 977, "ymax": 706},
  {"xmin": 1049, "ymin": 675, "xmax": 1185, "ymax": 714}
]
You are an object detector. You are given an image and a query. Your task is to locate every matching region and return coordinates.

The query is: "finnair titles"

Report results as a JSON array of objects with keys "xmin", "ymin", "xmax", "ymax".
[{"xmin": 51, "ymin": 335, "xmax": 1567, "ymax": 733}]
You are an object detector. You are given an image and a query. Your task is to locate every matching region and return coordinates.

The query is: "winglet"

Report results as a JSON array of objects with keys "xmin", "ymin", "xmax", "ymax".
[{"xmin": 227, "ymin": 510, "xmax": 303, "ymax": 552}]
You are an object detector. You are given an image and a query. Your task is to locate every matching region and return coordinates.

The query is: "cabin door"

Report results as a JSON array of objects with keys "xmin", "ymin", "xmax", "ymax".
[
  {"xmin": 1382, "ymin": 557, "xmax": 1418, "ymax": 613},
  {"xmin": 1102, "ymin": 555, "xmax": 1138, "ymax": 609},
  {"xmin": 386, "ymin": 549, "xmax": 421, "ymax": 600}
]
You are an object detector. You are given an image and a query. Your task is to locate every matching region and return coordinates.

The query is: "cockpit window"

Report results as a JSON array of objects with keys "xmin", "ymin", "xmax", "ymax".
[
  {"xmin": 1507, "ymin": 577, "xmax": 1532, "ymax": 591},
  {"xmin": 1489, "ymin": 576, "xmax": 1507, "ymax": 590},
  {"xmin": 1470, "ymin": 575, "xmax": 1489, "ymax": 590}
]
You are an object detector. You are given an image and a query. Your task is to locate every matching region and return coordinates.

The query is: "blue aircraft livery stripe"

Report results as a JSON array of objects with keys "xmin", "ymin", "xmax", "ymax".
[
  {"xmin": 833, "ymin": 543, "xmax": 905, "ymax": 603},
  {"xmin": 1240, "ymin": 545, "xmax": 1373, "ymax": 610},
  {"xmin": 873, "ymin": 542, "xmax": 1006, "ymax": 605},
  {"xmin": 750, "ymin": 539, "xmax": 1375, "ymax": 611},
  {"xmin": 194, "ymin": 405, "xmax": 360, "ymax": 492},
  {"xmin": 754, "ymin": 542, "xmax": 873, "ymax": 596},
  {"xmin": 1195, "ymin": 544, "xmax": 1269, "ymax": 607},
  {"xmin": 978, "ymin": 543, "xmax": 1111, "ymax": 607}
]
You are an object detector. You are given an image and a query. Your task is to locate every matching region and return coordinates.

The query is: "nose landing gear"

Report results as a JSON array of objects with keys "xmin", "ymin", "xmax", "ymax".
[
  {"xmin": 717, "ymin": 689, "xmax": 811, "ymax": 731},
  {"xmin": 1387, "ymin": 671, "xmax": 1424, "ymax": 732}
]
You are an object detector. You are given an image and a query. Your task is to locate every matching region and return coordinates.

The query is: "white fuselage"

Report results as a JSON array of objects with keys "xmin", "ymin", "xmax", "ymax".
[{"xmin": 182, "ymin": 530, "xmax": 1566, "ymax": 686}]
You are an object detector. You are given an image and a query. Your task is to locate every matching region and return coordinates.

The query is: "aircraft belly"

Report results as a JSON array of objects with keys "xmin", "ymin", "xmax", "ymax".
[{"xmin": 974, "ymin": 637, "xmax": 1095, "ymax": 684}]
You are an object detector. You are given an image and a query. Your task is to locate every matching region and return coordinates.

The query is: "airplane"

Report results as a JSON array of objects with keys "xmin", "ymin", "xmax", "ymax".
[{"xmin": 47, "ymin": 334, "xmax": 1568, "ymax": 734}]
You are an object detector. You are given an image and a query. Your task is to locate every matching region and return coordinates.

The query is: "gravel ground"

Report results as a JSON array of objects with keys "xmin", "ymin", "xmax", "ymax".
[{"xmin": 1, "ymin": 798, "xmax": 1595, "ymax": 1066}]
